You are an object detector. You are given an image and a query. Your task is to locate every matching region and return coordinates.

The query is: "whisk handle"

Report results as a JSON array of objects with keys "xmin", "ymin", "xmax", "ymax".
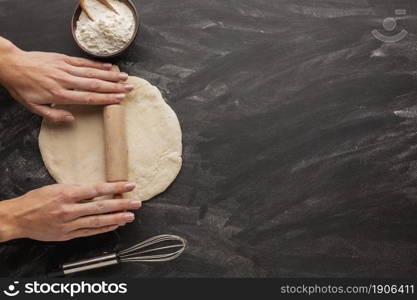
[{"xmin": 48, "ymin": 253, "xmax": 120, "ymax": 277}]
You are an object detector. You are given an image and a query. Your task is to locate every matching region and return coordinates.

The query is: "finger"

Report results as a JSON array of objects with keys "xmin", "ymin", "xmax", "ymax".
[
  {"xmin": 56, "ymin": 90, "xmax": 126, "ymax": 105},
  {"xmin": 64, "ymin": 56, "xmax": 113, "ymax": 70},
  {"xmin": 66, "ymin": 66, "xmax": 129, "ymax": 82},
  {"xmin": 67, "ymin": 77, "xmax": 134, "ymax": 93},
  {"xmin": 64, "ymin": 182, "xmax": 136, "ymax": 202},
  {"xmin": 68, "ymin": 212, "xmax": 135, "ymax": 231},
  {"xmin": 67, "ymin": 224, "xmax": 119, "ymax": 240},
  {"xmin": 31, "ymin": 104, "xmax": 75, "ymax": 122},
  {"xmin": 72, "ymin": 198, "xmax": 142, "ymax": 218}
]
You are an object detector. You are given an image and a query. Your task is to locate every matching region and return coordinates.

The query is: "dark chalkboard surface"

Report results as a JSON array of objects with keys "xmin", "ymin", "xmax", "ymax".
[{"xmin": 1, "ymin": 0, "xmax": 417, "ymax": 277}]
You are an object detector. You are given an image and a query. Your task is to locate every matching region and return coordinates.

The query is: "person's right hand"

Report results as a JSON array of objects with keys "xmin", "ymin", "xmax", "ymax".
[
  {"xmin": 0, "ymin": 37, "xmax": 133, "ymax": 122},
  {"xmin": 0, "ymin": 182, "xmax": 141, "ymax": 242}
]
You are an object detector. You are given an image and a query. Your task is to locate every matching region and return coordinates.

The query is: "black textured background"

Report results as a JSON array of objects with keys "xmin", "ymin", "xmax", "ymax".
[{"xmin": 1, "ymin": 0, "xmax": 417, "ymax": 277}]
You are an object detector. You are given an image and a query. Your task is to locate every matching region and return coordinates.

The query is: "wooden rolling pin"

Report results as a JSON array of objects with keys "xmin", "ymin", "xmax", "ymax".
[{"xmin": 103, "ymin": 65, "xmax": 128, "ymax": 197}]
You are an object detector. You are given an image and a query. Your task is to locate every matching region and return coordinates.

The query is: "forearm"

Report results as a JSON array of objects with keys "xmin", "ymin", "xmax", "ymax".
[
  {"xmin": 0, "ymin": 36, "xmax": 20, "ymax": 85},
  {"xmin": 0, "ymin": 199, "xmax": 22, "ymax": 242}
]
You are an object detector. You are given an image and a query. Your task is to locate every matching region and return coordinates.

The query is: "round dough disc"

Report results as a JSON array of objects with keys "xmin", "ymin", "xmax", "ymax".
[{"xmin": 39, "ymin": 76, "xmax": 182, "ymax": 201}]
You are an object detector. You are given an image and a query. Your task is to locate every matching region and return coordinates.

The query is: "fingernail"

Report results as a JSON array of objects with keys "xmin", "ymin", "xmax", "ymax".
[
  {"xmin": 64, "ymin": 115, "xmax": 75, "ymax": 122},
  {"xmin": 103, "ymin": 63, "xmax": 112, "ymax": 69},
  {"xmin": 130, "ymin": 200, "xmax": 142, "ymax": 209},
  {"xmin": 124, "ymin": 213, "xmax": 135, "ymax": 222},
  {"xmin": 115, "ymin": 94, "xmax": 126, "ymax": 100},
  {"xmin": 124, "ymin": 84, "xmax": 134, "ymax": 91},
  {"xmin": 125, "ymin": 183, "xmax": 136, "ymax": 190},
  {"xmin": 119, "ymin": 73, "xmax": 129, "ymax": 80}
]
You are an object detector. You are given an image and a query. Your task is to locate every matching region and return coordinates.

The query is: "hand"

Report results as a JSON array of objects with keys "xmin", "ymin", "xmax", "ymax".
[
  {"xmin": 0, "ymin": 37, "xmax": 133, "ymax": 122},
  {"xmin": 0, "ymin": 182, "xmax": 141, "ymax": 242}
]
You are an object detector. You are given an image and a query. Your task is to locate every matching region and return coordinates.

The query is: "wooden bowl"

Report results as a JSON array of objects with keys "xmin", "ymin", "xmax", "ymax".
[{"xmin": 71, "ymin": 0, "xmax": 140, "ymax": 58}]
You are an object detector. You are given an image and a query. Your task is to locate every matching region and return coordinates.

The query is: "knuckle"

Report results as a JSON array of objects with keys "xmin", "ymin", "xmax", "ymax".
[
  {"xmin": 57, "ymin": 206, "xmax": 72, "ymax": 220},
  {"xmin": 59, "ymin": 74, "xmax": 72, "ymax": 84},
  {"xmin": 80, "ymin": 186, "xmax": 97, "ymax": 199},
  {"xmin": 50, "ymin": 88, "xmax": 64, "ymax": 98},
  {"xmin": 48, "ymin": 113, "xmax": 61, "ymax": 122},
  {"xmin": 55, "ymin": 62, "xmax": 68, "ymax": 72},
  {"xmin": 55, "ymin": 53, "xmax": 66, "ymax": 61},
  {"xmin": 89, "ymin": 80, "xmax": 100, "ymax": 90},
  {"xmin": 89, "ymin": 216, "xmax": 101, "ymax": 228},
  {"xmin": 95, "ymin": 201, "xmax": 106, "ymax": 212},
  {"xmin": 62, "ymin": 55, "xmax": 74, "ymax": 64},
  {"xmin": 85, "ymin": 70, "xmax": 95, "ymax": 78},
  {"xmin": 92, "ymin": 184, "xmax": 102, "ymax": 194},
  {"xmin": 56, "ymin": 189, "xmax": 70, "ymax": 201},
  {"xmin": 44, "ymin": 109, "xmax": 54, "ymax": 118},
  {"xmin": 110, "ymin": 72, "xmax": 119, "ymax": 80},
  {"xmin": 85, "ymin": 93, "xmax": 94, "ymax": 104},
  {"xmin": 61, "ymin": 206, "xmax": 72, "ymax": 216},
  {"xmin": 96, "ymin": 183, "xmax": 112, "ymax": 195}
]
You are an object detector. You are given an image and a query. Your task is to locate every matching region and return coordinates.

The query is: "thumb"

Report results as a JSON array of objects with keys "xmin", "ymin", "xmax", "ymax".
[{"xmin": 31, "ymin": 104, "xmax": 75, "ymax": 122}]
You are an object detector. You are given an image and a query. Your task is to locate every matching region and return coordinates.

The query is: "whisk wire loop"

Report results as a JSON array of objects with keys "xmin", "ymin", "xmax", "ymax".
[{"xmin": 118, "ymin": 234, "xmax": 187, "ymax": 263}]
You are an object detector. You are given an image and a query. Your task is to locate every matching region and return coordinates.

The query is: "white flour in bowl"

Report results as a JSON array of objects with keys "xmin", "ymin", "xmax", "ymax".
[{"xmin": 75, "ymin": 0, "xmax": 135, "ymax": 56}]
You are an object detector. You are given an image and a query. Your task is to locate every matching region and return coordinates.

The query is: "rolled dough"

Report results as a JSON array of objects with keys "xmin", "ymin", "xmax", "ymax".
[{"xmin": 39, "ymin": 76, "xmax": 182, "ymax": 201}]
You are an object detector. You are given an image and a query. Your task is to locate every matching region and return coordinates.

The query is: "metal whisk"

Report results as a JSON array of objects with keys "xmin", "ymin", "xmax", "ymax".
[{"xmin": 48, "ymin": 235, "xmax": 187, "ymax": 277}]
